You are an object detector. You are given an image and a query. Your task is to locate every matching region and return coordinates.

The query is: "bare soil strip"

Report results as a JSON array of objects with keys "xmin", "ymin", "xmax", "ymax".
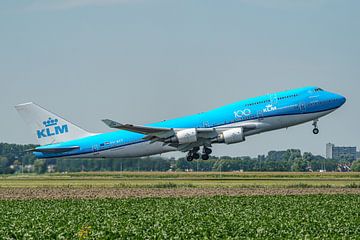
[{"xmin": 0, "ymin": 187, "xmax": 359, "ymax": 200}]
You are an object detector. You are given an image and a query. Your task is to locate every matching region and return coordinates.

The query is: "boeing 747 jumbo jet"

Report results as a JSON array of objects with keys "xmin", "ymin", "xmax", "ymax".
[{"xmin": 15, "ymin": 86, "xmax": 346, "ymax": 161}]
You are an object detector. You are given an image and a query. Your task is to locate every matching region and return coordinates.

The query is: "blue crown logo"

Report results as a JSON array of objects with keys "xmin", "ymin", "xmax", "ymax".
[{"xmin": 43, "ymin": 117, "xmax": 59, "ymax": 127}]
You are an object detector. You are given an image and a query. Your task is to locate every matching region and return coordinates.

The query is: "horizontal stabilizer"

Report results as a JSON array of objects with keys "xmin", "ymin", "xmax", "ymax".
[{"xmin": 27, "ymin": 146, "xmax": 80, "ymax": 154}]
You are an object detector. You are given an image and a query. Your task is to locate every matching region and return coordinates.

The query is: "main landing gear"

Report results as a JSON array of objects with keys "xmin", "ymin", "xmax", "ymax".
[
  {"xmin": 186, "ymin": 147, "xmax": 212, "ymax": 162},
  {"xmin": 186, "ymin": 147, "xmax": 199, "ymax": 162},
  {"xmin": 312, "ymin": 119, "xmax": 319, "ymax": 135}
]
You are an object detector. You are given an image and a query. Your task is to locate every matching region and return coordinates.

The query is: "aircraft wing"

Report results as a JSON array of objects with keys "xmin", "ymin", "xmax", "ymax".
[
  {"xmin": 102, "ymin": 119, "xmax": 265, "ymax": 152},
  {"xmin": 102, "ymin": 119, "xmax": 218, "ymax": 151}
]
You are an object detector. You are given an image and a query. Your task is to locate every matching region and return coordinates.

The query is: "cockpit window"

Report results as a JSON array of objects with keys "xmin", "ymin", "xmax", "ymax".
[{"xmin": 314, "ymin": 88, "xmax": 324, "ymax": 92}]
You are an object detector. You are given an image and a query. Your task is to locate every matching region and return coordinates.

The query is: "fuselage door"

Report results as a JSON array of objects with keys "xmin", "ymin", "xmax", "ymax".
[
  {"xmin": 92, "ymin": 145, "xmax": 99, "ymax": 153},
  {"xmin": 299, "ymin": 103, "xmax": 306, "ymax": 113},
  {"xmin": 269, "ymin": 94, "xmax": 278, "ymax": 105},
  {"xmin": 257, "ymin": 110, "xmax": 264, "ymax": 121},
  {"xmin": 202, "ymin": 121, "xmax": 210, "ymax": 128}
]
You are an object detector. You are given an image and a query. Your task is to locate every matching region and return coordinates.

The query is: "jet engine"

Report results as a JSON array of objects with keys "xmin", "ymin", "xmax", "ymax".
[
  {"xmin": 217, "ymin": 128, "xmax": 245, "ymax": 144},
  {"xmin": 171, "ymin": 128, "xmax": 198, "ymax": 144}
]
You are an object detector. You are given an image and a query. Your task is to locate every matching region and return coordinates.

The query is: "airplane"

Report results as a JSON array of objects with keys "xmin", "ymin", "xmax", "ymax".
[{"xmin": 15, "ymin": 86, "xmax": 346, "ymax": 161}]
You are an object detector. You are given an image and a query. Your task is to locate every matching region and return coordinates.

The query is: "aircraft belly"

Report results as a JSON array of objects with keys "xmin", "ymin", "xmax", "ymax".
[
  {"xmin": 277, "ymin": 109, "xmax": 335, "ymax": 127},
  {"xmin": 261, "ymin": 110, "xmax": 334, "ymax": 132},
  {"xmin": 250, "ymin": 109, "xmax": 336, "ymax": 135},
  {"xmin": 100, "ymin": 141, "xmax": 175, "ymax": 158}
]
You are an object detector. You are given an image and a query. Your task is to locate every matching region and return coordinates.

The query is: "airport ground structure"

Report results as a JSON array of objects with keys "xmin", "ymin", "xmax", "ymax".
[{"xmin": 0, "ymin": 143, "xmax": 359, "ymax": 174}]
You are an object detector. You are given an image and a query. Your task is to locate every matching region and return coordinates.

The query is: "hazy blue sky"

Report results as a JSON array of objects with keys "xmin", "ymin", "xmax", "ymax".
[{"xmin": 1, "ymin": 0, "xmax": 359, "ymax": 157}]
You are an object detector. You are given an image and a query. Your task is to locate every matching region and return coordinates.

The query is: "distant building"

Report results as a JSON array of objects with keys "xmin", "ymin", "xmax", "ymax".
[
  {"xmin": 357, "ymin": 152, "xmax": 360, "ymax": 160},
  {"xmin": 326, "ymin": 143, "xmax": 357, "ymax": 161},
  {"xmin": 326, "ymin": 143, "xmax": 334, "ymax": 159}
]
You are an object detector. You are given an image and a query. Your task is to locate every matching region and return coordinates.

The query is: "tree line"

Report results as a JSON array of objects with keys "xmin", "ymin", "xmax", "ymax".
[{"xmin": 0, "ymin": 143, "xmax": 359, "ymax": 173}]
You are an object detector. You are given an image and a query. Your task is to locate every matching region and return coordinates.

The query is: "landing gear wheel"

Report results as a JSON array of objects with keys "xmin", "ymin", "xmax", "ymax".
[
  {"xmin": 312, "ymin": 119, "xmax": 319, "ymax": 135},
  {"xmin": 193, "ymin": 153, "xmax": 200, "ymax": 160},
  {"xmin": 203, "ymin": 147, "xmax": 212, "ymax": 155},
  {"xmin": 313, "ymin": 128, "xmax": 319, "ymax": 135},
  {"xmin": 201, "ymin": 154, "xmax": 209, "ymax": 160},
  {"xmin": 186, "ymin": 155, "xmax": 194, "ymax": 162}
]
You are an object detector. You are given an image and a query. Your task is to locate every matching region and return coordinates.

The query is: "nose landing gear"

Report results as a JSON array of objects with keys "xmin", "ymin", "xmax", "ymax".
[{"xmin": 312, "ymin": 120, "xmax": 319, "ymax": 135}]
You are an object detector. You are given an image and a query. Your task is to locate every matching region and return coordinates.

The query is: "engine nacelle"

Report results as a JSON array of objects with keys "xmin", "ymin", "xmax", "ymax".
[
  {"xmin": 218, "ymin": 128, "xmax": 245, "ymax": 144},
  {"xmin": 175, "ymin": 128, "xmax": 198, "ymax": 144}
]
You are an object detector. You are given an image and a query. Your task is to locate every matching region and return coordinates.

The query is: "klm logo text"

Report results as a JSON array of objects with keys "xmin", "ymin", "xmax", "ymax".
[
  {"xmin": 37, "ymin": 118, "xmax": 69, "ymax": 139},
  {"xmin": 263, "ymin": 104, "xmax": 277, "ymax": 113}
]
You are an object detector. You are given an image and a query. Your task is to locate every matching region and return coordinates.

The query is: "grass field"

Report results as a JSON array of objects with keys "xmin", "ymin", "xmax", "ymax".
[
  {"xmin": 1, "ymin": 171, "xmax": 360, "ymax": 188},
  {"xmin": 1, "ymin": 172, "xmax": 359, "ymax": 239}
]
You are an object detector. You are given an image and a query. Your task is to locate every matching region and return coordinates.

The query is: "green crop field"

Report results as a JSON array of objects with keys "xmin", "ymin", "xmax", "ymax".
[
  {"xmin": 1, "ymin": 172, "xmax": 359, "ymax": 239},
  {"xmin": 0, "ymin": 195, "xmax": 359, "ymax": 239}
]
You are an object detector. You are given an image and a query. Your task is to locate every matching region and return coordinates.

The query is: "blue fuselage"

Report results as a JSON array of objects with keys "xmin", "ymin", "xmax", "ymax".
[{"xmin": 35, "ymin": 86, "xmax": 346, "ymax": 158}]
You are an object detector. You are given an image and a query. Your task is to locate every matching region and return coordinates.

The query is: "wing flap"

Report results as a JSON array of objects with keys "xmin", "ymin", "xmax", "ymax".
[{"xmin": 102, "ymin": 119, "xmax": 173, "ymax": 135}]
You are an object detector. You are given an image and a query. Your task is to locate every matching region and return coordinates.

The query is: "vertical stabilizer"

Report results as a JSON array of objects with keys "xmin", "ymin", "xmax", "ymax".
[{"xmin": 15, "ymin": 102, "xmax": 93, "ymax": 145}]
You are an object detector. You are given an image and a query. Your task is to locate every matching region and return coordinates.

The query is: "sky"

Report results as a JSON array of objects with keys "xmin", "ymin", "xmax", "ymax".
[{"xmin": 0, "ymin": 0, "xmax": 359, "ymax": 158}]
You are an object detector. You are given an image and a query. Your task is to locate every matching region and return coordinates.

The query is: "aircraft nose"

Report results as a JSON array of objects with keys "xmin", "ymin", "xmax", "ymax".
[
  {"xmin": 341, "ymin": 96, "xmax": 346, "ymax": 104},
  {"xmin": 340, "ymin": 95, "xmax": 346, "ymax": 105},
  {"xmin": 334, "ymin": 93, "xmax": 346, "ymax": 107}
]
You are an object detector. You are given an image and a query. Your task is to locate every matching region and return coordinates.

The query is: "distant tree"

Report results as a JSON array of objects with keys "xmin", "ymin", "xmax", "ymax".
[
  {"xmin": 267, "ymin": 151, "xmax": 287, "ymax": 161},
  {"xmin": 175, "ymin": 158, "xmax": 195, "ymax": 171},
  {"xmin": 351, "ymin": 160, "xmax": 360, "ymax": 172},
  {"xmin": 0, "ymin": 157, "xmax": 9, "ymax": 174},
  {"xmin": 0, "ymin": 143, "xmax": 353, "ymax": 173},
  {"xmin": 291, "ymin": 158, "xmax": 308, "ymax": 172},
  {"xmin": 34, "ymin": 159, "xmax": 46, "ymax": 174},
  {"xmin": 212, "ymin": 159, "xmax": 225, "ymax": 172},
  {"xmin": 303, "ymin": 152, "xmax": 313, "ymax": 161},
  {"xmin": 12, "ymin": 160, "xmax": 21, "ymax": 172},
  {"xmin": 288, "ymin": 149, "xmax": 302, "ymax": 161}
]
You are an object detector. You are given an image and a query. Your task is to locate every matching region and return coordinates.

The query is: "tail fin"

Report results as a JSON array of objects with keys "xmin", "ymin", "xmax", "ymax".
[{"xmin": 15, "ymin": 102, "xmax": 94, "ymax": 145}]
